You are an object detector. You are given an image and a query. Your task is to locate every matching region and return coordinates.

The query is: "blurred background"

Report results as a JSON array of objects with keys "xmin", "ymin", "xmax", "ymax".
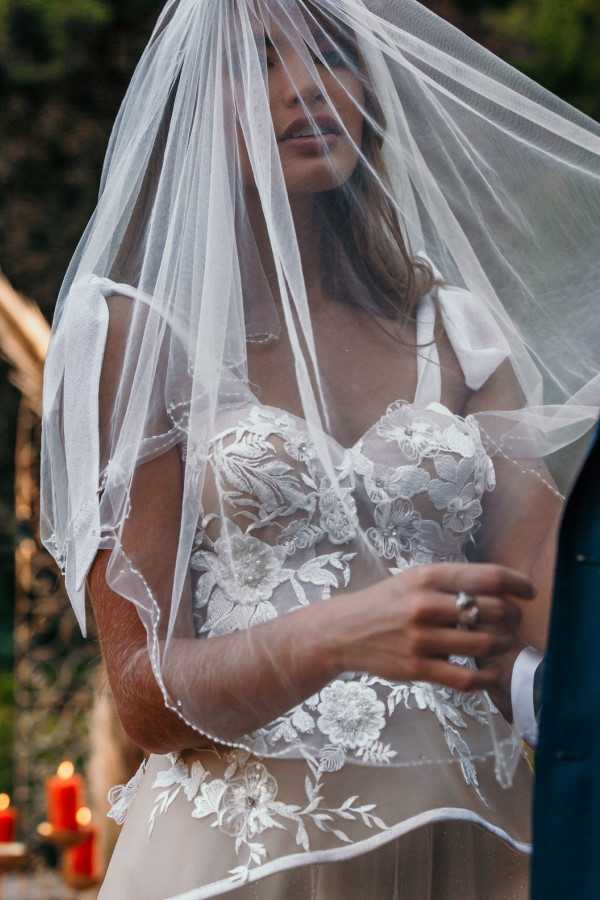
[{"xmin": 0, "ymin": 0, "xmax": 599, "ymax": 894}]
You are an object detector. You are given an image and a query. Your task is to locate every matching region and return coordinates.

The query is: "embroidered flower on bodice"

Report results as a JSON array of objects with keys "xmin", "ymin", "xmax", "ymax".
[
  {"xmin": 376, "ymin": 401, "xmax": 445, "ymax": 461},
  {"xmin": 317, "ymin": 479, "xmax": 358, "ymax": 544},
  {"xmin": 428, "ymin": 455, "xmax": 483, "ymax": 533},
  {"xmin": 317, "ymin": 681, "xmax": 386, "ymax": 750},
  {"xmin": 191, "ymin": 526, "xmax": 291, "ymax": 636},
  {"xmin": 366, "ymin": 498, "xmax": 423, "ymax": 559}
]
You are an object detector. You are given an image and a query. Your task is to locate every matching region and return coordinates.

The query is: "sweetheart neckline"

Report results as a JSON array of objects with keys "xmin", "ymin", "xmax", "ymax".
[{"xmin": 207, "ymin": 397, "xmax": 475, "ymax": 455}]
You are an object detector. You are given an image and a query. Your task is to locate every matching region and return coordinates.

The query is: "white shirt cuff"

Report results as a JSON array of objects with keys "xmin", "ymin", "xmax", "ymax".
[{"xmin": 511, "ymin": 646, "xmax": 544, "ymax": 748}]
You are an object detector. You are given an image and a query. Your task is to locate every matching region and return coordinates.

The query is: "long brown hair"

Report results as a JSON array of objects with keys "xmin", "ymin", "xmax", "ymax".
[{"xmin": 316, "ymin": 16, "xmax": 442, "ymax": 331}]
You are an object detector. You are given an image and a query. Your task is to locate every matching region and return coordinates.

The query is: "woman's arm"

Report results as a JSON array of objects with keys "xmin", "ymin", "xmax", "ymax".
[
  {"xmin": 463, "ymin": 361, "xmax": 564, "ymax": 719},
  {"xmin": 464, "ymin": 361, "xmax": 563, "ymax": 650},
  {"xmin": 471, "ymin": 454, "xmax": 561, "ymax": 650},
  {"xmin": 89, "ymin": 546, "xmax": 340, "ymax": 754},
  {"xmin": 466, "ymin": 461, "xmax": 562, "ymax": 722}
]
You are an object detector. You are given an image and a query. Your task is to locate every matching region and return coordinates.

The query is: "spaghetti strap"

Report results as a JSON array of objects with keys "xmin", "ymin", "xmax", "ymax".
[
  {"xmin": 414, "ymin": 252, "xmax": 511, "ymax": 406},
  {"xmin": 414, "ymin": 289, "xmax": 442, "ymax": 407}
]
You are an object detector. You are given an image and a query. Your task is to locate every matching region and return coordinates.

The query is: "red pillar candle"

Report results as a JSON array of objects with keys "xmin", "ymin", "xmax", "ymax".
[
  {"xmin": 64, "ymin": 820, "xmax": 98, "ymax": 884},
  {"xmin": 46, "ymin": 762, "xmax": 84, "ymax": 832},
  {"xmin": 0, "ymin": 794, "xmax": 17, "ymax": 843}
]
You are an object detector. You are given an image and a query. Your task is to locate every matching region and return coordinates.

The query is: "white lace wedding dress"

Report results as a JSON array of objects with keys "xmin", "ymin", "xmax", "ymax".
[{"xmin": 99, "ymin": 285, "xmax": 532, "ymax": 900}]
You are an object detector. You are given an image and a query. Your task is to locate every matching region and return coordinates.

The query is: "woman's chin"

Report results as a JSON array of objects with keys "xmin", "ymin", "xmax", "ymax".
[{"xmin": 281, "ymin": 159, "xmax": 357, "ymax": 195}]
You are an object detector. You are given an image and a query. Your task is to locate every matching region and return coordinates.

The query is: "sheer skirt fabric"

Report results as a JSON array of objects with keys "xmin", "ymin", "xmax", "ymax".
[{"xmin": 100, "ymin": 750, "xmax": 532, "ymax": 900}]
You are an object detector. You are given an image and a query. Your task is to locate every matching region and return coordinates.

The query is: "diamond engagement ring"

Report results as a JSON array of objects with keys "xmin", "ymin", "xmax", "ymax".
[{"xmin": 455, "ymin": 591, "xmax": 481, "ymax": 630}]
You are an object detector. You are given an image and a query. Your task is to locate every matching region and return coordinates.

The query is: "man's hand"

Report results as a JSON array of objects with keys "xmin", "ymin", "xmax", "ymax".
[{"xmin": 478, "ymin": 646, "xmax": 524, "ymax": 721}]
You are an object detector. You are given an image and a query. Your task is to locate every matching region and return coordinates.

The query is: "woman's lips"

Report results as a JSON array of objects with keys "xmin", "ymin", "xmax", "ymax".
[
  {"xmin": 279, "ymin": 115, "xmax": 342, "ymax": 146},
  {"xmin": 279, "ymin": 132, "xmax": 340, "ymax": 151}
]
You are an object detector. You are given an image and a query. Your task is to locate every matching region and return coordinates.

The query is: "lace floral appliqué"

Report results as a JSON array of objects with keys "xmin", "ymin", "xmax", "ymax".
[{"xmin": 147, "ymin": 749, "xmax": 388, "ymax": 888}]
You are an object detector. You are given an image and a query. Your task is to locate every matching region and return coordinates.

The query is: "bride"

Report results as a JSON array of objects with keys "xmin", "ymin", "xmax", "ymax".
[{"xmin": 41, "ymin": 1, "xmax": 600, "ymax": 897}]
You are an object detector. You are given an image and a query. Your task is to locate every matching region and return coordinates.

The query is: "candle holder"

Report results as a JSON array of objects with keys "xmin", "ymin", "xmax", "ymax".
[
  {"xmin": 42, "ymin": 763, "xmax": 101, "ymax": 891},
  {"xmin": 37, "ymin": 822, "xmax": 92, "ymax": 850},
  {"xmin": 37, "ymin": 814, "xmax": 101, "ymax": 891},
  {"xmin": 61, "ymin": 864, "xmax": 102, "ymax": 892},
  {"xmin": 0, "ymin": 844, "xmax": 27, "ymax": 900},
  {"xmin": 0, "ymin": 842, "xmax": 27, "ymax": 876}
]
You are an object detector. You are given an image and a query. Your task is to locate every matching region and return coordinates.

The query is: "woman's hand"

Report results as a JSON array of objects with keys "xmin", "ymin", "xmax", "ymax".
[{"xmin": 328, "ymin": 563, "xmax": 535, "ymax": 693}]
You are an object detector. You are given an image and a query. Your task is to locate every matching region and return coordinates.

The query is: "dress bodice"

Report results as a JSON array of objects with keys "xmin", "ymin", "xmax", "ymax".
[{"xmin": 191, "ymin": 399, "xmax": 497, "ymax": 643}]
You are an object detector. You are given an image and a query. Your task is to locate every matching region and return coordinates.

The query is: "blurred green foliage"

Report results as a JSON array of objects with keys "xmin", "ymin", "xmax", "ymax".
[
  {"xmin": 483, "ymin": 0, "xmax": 600, "ymax": 118},
  {"xmin": 0, "ymin": 0, "xmax": 112, "ymax": 82}
]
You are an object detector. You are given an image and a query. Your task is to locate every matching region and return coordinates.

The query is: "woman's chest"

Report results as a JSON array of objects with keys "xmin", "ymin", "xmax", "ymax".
[
  {"xmin": 203, "ymin": 400, "xmax": 494, "ymax": 560},
  {"xmin": 248, "ymin": 312, "xmax": 410, "ymax": 434},
  {"xmin": 247, "ymin": 312, "xmax": 469, "ymax": 450}
]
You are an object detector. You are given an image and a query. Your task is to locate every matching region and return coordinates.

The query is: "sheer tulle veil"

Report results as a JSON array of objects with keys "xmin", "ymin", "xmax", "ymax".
[{"xmin": 41, "ymin": 0, "xmax": 600, "ymax": 882}]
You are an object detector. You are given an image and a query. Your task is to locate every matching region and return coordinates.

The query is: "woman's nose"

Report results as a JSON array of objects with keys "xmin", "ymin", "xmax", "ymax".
[{"xmin": 279, "ymin": 54, "xmax": 324, "ymax": 108}]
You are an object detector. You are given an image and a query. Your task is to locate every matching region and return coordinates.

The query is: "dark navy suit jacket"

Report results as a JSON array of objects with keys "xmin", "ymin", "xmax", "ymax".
[{"xmin": 532, "ymin": 427, "xmax": 600, "ymax": 899}]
